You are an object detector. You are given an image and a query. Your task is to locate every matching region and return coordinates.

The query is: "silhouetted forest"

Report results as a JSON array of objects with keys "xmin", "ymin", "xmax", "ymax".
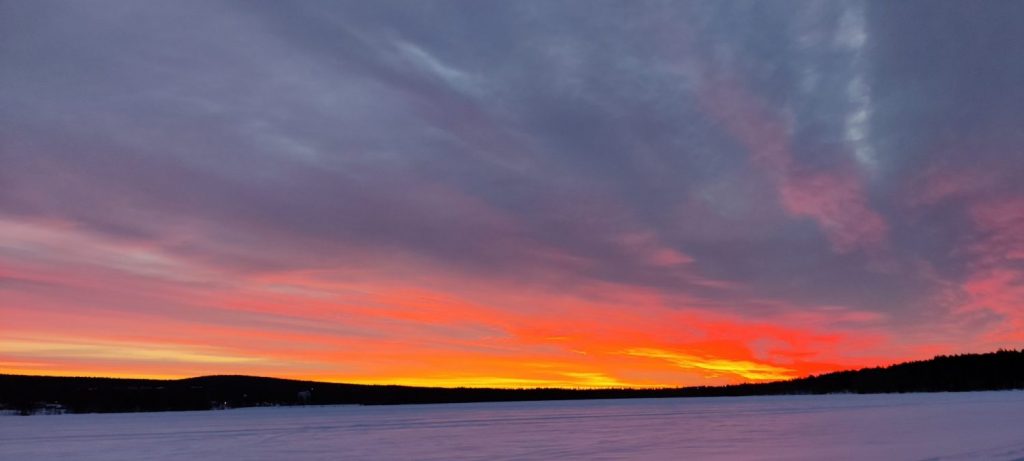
[{"xmin": 3, "ymin": 349, "xmax": 1022, "ymax": 414}]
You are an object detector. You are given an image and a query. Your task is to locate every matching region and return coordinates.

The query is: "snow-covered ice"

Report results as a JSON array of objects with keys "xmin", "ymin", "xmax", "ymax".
[{"xmin": 3, "ymin": 391, "xmax": 1024, "ymax": 460}]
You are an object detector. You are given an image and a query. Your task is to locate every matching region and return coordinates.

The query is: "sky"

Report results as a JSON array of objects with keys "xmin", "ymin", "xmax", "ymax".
[{"xmin": 2, "ymin": 0, "xmax": 1023, "ymax": 388}]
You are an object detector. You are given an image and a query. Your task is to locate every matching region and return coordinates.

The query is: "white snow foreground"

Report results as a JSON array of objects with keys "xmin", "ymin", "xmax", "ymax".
[{"xmin": 2, "ymin": 391, "xmax": 1023, "ymax": 460}]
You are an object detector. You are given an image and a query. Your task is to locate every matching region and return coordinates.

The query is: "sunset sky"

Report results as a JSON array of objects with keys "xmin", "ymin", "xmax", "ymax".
[{"xmin": 2, "ymin": 1, "xmax": 1023, "ymax": 388}]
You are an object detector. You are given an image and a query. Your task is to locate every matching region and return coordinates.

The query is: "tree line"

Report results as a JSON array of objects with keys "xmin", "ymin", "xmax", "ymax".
[{"xmin": 2, "ymin": 349, "xmax": 1022, "ymax": 414}]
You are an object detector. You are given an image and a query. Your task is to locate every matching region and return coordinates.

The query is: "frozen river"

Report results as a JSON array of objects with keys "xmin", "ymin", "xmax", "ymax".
[{"xmin": 3, "ymin": 391, "xmax": 1024, "ymax": 460}]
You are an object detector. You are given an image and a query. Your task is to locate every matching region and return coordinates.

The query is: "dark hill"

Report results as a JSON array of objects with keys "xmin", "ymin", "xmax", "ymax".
[{"xmin": 2, "ymin": 349, "xmax": 1022, "ymax": 414}]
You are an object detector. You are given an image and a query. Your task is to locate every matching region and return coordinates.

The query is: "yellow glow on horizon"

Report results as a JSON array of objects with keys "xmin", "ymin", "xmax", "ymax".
[
  {"xmin": 0, "ymin": 338, "xmax": 263, "ymax": 365},
  {"xmin": 0, "ymin": 369, "xmax": 188, "ymax": 381},
  {"xmin": 625, "ymin": 348, "xmax": 796, "ymax": 381},
  {"xmin": 337, "ymin": 373, "xmax": 657, "ymax": 389}
]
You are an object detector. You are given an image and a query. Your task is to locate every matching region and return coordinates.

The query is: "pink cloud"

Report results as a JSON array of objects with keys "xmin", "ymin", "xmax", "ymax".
[
  {"xmin": 779, "ymin": 169, "xmax": 887, "ymax": 252},
  {"xmin": 696, "ymin": 74, "xmax": 887, "ymax": 253},
  {"xmin": 956, "ymin": 197, "xmax": 1024, "ymax": 343},
  {"xmin": 969, "ymin": 197, "xmax": 1024, "ymax": 265},
  {"xmin": 909, "ymin": 166, "xmax": 998, "ymax": 206},
  {"xmin": 617, "ymin": 231, "xmax": 694, "ymax": 267}
]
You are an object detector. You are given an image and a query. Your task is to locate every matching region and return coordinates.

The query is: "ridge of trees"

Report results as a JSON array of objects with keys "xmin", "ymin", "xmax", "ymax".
[{"xmin": 2, "ymin": 349, "xmax": 1022, "ymax": 415}]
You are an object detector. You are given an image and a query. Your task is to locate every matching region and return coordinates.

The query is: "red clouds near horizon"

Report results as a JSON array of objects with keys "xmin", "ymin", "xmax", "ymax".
[{"xmin": 0, "ymin": 218, "xmax": 891, "ymax": 387}]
